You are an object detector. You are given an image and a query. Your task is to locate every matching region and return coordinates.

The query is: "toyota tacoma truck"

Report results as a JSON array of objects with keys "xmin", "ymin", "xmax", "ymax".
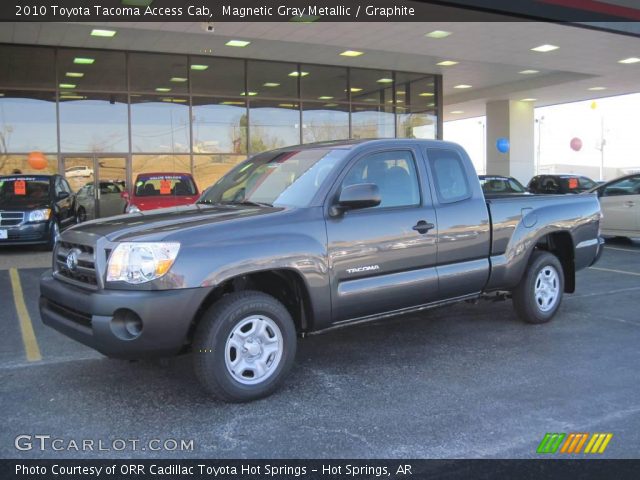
[{"xmin": 39, "ymin": 140, "xmax": 604, "ymax": 402}]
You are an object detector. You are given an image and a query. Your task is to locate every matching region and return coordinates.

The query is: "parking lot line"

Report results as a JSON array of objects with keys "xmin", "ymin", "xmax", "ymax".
[
  {"xmin": 589, "ymin": 266, "xmax": 640, "ymax": 277},
  {"xmin": 9, "ymin": 268, "xmax": 42, "ymax": 362}
]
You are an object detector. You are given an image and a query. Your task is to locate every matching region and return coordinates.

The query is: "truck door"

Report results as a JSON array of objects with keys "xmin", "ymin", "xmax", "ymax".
[
  {"xmin": 423, "ymin": 147, "xmax": 491, "ymax": 299},
  {"xmin": 325, "ymin": 147, "xmax": 439, "ymax": 323}
]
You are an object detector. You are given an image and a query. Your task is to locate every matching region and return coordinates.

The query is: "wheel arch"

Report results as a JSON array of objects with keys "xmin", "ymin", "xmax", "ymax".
[{"xmin": 533, "ymin": 230, "xmax": 575, "ymax": 293}]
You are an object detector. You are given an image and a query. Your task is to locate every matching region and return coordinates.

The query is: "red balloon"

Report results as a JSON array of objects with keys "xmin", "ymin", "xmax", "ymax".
[
  {"xmin": 570, "ymin": 137, "xmax": 583, "ymax": 152},
  {"xmin": 27, "ymin": 151, "xmax": 48, "ymax": 170}
]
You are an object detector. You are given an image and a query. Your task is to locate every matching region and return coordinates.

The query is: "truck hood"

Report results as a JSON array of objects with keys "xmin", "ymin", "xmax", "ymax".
[{"xmin": 67, "ymin": 204, "xmax": 283, "ymax": 242}]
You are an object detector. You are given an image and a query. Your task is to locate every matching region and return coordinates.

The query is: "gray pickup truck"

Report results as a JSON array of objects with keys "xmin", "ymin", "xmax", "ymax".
[{"xmin": 39, "ymin": 139, "xmax": 603, "ymax": 402}]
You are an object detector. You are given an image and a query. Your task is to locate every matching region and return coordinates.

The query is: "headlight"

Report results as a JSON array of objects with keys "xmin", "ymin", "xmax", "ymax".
[
  {"xmin": 27, "ymin": 209, "xmax": 51, "ymax": 222},
  {"xmin": 106, "ymin": 242, "xmax": 180, "ymax": 284},
  {"xmin": 126, "ymin": 204, "xmax": 141, "ymax": 213}
]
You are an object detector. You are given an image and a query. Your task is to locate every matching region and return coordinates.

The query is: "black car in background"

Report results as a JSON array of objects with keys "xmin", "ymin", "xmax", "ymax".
[
  {"xmin": 527, "ymin": 174, "xmax": 597, "ymax": 194},
  {"xmin": 479, "ymin": 175, "xmax": 528, "ymax": 195},
  {"xmin": 0, "ymin": 174, "xmax": 76, "ymax": 249}
]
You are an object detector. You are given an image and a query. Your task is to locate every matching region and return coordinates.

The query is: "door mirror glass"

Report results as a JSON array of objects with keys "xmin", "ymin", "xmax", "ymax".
[
  {"xmin": 56, "ymin": 191, "xmax": 70, "ymax": 200},
  {"xmin": 336, "ymin": 183, "xmax": 381, "ymax": 212}
]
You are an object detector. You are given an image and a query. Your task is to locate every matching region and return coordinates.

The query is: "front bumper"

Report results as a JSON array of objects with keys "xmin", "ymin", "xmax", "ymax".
[
  {"xmin": 39, "ymin": 271, "xmax": 211, "ymax": 358},
  {"xmin": 0, "ymin": 221, "xmax": 49, "ymax": 245}
]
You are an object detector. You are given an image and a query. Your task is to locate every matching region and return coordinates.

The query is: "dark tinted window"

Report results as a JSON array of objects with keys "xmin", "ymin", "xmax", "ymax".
[
  {"xmin": 480, "ymin": 176, "xmax": 526, "ymax": 194},
  {"xmin": 343, "ymin": 150, "xmax": 420, "ymax": 208},
  {"xmin": 427, "ymin": 149, "xmax": 471, "ymax": 203},
  {"xmin": 134, "ymin": 174, "xmax": 196, "ymax": 197},
  {"xmin": 603, "ymin": 175, "xmax": 640, "ymax": 196}
]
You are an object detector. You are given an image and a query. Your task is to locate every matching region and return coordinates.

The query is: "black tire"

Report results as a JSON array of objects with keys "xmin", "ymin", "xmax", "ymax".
[
  {"xmin": 44, "ymin": 220, "xmax": 60, "ymax": 251},
  {"xmin": 193, "ymin": 291, "xmax": 297, "ymax": 402},
  {"xmin": 512, "ymin": 250, "xmax": 564, "ymax": 324}
]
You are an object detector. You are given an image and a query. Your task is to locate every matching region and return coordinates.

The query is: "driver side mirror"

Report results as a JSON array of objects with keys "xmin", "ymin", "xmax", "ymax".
[
  {"xmin": 57, "ymin": 191, "xmax": 70, "ymax": 200},
  {"xmin": 330, "ymin": 183, "xmax": 381, "ymax": 217}
]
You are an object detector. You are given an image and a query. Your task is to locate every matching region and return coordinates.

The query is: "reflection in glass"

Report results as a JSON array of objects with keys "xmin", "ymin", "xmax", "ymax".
[
  {"xmin": 192, "ymin": 98, "xmax": 247, "ymax": 154},
  {"xmin": 131, "ymin": 96, "xmax": 190, "ymax": 152},
  {"xmin": 0, "ymin": 46, "xmax": 55, "ymax": 89},
  {"xmin": 132, "ymin": 155, "xmax": 191, "ymax": 183},
  {"xmin": 57, "ymin": 49, "xmax": 126, "ymax": 92},
  {"xmin": 397, "ymin": 108, "xmax": 437, "ymax": 139},
  {"xmin": 190, "ymin": 57, "xmax": 245, "ymax": 96},
  {"xmin": 248, "ymin": 100, "xmax": 300, "ymax": 153},
  {"xmin": 302, "ymin": 102, "xmax": 349, "ymax": 143},
  {"xmin": 247, "ymin": 60, "xmax": 298, "ymax": 99},
  {"xmin": 0, "ymin": 91, "xmax": 57, "ymax": 153},
  {"xmin": 0, "ymin": 154, "xmax": 58, "ymax": 176},
  {"xmin": 193, "ymin": 154, "xmax": 247, "ymax": 191},
  {"xmin": 395, "ymin": 73, "xmax": 435, "ymax": 108},
  {"xmin": 350, "ymin": 68, "xmax": 394, "ymax": 104},
  {"xmin": 300, "ymin": 65, "xmax": 348, "ymax": 102},
  {"xmin": 130, "ymin": 53, "xmax": 188, "ymax": 94},
  {"xmin": 351, "ymin": 104, "xmax": 395, "ymax": 139}
]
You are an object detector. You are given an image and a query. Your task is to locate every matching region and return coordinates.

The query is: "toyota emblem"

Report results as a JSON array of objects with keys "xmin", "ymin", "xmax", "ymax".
[{"xmin": 66, "ymin": 249, "xmax": 81, "ymax": 271}]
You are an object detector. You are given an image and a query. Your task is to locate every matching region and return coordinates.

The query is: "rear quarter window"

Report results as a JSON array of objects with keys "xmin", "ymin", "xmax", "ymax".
[{"xmin": 426, "ymin": 148, "xmax": 471, "ymax": 203}]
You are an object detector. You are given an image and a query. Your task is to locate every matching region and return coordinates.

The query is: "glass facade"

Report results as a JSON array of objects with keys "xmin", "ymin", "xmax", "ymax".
[{"xmin": 0, "ymin": 44, "xmax": 441, "ymax": 191}]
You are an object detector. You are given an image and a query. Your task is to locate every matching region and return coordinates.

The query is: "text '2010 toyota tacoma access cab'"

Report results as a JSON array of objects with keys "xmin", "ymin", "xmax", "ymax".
[{"xmin": 39, "ymin": 140, "xmax": 604, "ymax": 402}]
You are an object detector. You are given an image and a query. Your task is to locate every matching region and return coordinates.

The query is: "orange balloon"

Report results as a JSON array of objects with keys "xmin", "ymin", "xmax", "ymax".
[{"xmin": 27, "ymin": 151, "xmax": 48, "ymax": 170}]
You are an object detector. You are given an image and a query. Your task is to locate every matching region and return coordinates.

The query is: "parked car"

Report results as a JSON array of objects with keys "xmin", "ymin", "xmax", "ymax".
[
  {"xmin": 588, "ymin": 173, "xmax": 640, "ymax": 239},
  {"xmin": 528, "ymin": 174, "xmax": 597, "ymax": 194},
  {"xmin": 75, "ymin": 181, "xmax": 128, "ymax": 222},
  {"xmin": 125, "ymin": 172, "xmax": 199, "ymax": 213},
  {"xmin": 0, "ymin": 174, "xmax": 75, "ymax": 249},
  {"xmin": 65, "ymin": 165, "xmax": 93, "ymax": 178},
  {"xmin": 40, "ymin": 140, "xmax": 603, "ymax": 402},
  {"xmin": 479, "ymin": 175, "xmax": 528, "ymax": 195}
]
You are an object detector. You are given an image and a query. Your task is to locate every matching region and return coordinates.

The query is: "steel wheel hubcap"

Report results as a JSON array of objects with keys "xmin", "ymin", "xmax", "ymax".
[
  {"xmin": 224, "ymin": 315, "xmax": 283, "ymax": 385},
  {"xmin": 534, "ymin": 265, "xmax": 560, "ymax": 312}
]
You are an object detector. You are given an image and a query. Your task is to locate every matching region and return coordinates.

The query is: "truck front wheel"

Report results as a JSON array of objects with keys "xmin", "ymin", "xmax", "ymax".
[
  {"xmin": 512, "ymin": 250, "xmax": 564, "ymax": 324},
  {"xmin": 193, "ymin": 291, "xmax": 297, "ymax": 402}
]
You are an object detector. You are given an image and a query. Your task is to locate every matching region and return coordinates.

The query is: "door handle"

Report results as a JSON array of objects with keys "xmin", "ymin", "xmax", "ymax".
[{"xmin": 412, "ymin": 220, "xmax": 435, "ymax": 234}]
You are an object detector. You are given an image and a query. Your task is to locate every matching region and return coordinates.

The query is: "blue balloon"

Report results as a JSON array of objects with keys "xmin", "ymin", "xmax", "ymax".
[{"xmin": 496, "ymin": 137, "xmax": 510, "ymax": 153}]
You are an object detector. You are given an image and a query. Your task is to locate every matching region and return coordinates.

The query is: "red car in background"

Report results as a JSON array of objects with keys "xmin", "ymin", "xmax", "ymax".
[{"xmin": 124, "ymin": 173, "xmax": 199, "ymax": 213}]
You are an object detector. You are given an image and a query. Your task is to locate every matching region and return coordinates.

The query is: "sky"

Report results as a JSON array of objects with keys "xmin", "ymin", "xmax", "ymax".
[{"xmin": 444, "ymin": 92, "xmax": 640, "ymax": 179}]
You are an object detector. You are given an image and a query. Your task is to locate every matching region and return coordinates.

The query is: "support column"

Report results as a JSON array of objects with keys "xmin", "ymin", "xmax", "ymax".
[{"xmin": 486, "ymin": 100, "xmax": 535, "ymax": 184}]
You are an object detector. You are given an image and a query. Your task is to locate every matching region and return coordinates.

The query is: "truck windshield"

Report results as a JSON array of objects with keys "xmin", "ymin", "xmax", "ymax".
[
  {"xmin": 198, "ymin": 148, "xmax": 347, "ymax": 207},
  {"xmin": 0, "ymin": 176, "xmax": 50, "ymax": 207}
]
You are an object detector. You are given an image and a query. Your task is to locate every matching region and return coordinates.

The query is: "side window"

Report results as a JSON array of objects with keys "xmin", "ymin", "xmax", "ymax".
[
  {"xmin": 603, "ymin": 175, "xmax": 640, "ymax": 197},
  {"xmin": 54, "ymin": 177, "xmax": 63, "ymax": 195},
  {"xmin": 342, "ymin": 150, "xmax": 420, "ymax": 208},
  {"xmin": 427, "ymin": 148, "xmax": 471, "ymax": 203},
  {"xmin": 61, "ymin": 178, "xmax": 72, "ymax": 194}
]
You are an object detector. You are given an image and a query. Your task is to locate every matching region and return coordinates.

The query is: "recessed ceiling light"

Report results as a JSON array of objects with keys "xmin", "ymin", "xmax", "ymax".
[
  {"xmin": 396, "ymin": 99, "xmax": 404, "ymax": 103},
  {"xmin": 73, "ymin": 57, "xmax": 95, "ymax": 65},
  {"xmin": 531, "ymin": 44, "xmax": 559, "ymax": 52},
  {"xmin": 263, "ymin": 82, "xmax": 280, "ymax": 87},
  {"xmin": 226, "ymin": 40, "xmax": 250, "ymax": 47},
  {"xmin": 240, "ymin": 91, "xmax": 258, "ymax": 96},
  {"xmin": 278, "ymin": 103, "xmax": 297, "ymax": 108},
  {"xmin": 65, "ymin": 72, "xmax": 84, "ymax": 78},
  {"xmin": 425, "ymin": 30, "xmax": 452, "ymax": 39},
  {"xmin": 519, "ymin": 69, "xmax": 540, "ymax": 74},
  {"xmin": 91, "ymin": 29, "xmax": 117, "ymax": 38},
  {"xmin": 364, "ymin": 98, "xmax": 377, "ymax": 102},
  {"xmin": 618, "ymin": 57, "xmax": 640, "ymax": 64},
  {"xmin": 340, "ymin": 50, "xmax": 364, "ymax": 57},
  {"xmin": 450, "ymin": 110, "xmax": 464, "ymax": 114},
  {"xmin": 221, "ymin": 101, "xmax": 245, "ymax": 105},
  {"xmin": 377, "ymin": 78, "xmax": 393, "ymax": 84},
  {"xmin": 171, "ymin": 98, "xmax": 187, "ymax": 103},
  {"xmin": 155, "ymin": 87, "xmax": 171, "ymax": 92},
  {"xmin": 59, "ymin": 83, "xmax": 76, "ymax": 89},
  {"xmin": 437, "ymin": 60, "xmax": 458, "ymax": 66},
  {"xmin": 288, "ymin": 71, "xmax": 309, "ymax": 77},
  {"xmin": 588, "ymin": 86, "xmax": 607, "ymax": 91},
  {"xmin": 349, "ymin": 87, "xmax": 363, "ymax": 92},
  {"xmin": 170, "ymin": 77, "xmax": 188, "ymax": 83},
  {"xmin": 396, "ymin": 91, "xmax": 406, "ymax": 95},
  {"xmin": 324, "ymin": 103, "xmax": 338, "ymax": 107},
  {"xmin": 454, "ymin": 84, "xmax": 472, "ymax": 89},
  {"xmin": 419, "ymin": 92, "xmax": 434, "ymax": 97},
  {"xmin": 59, "ymin": 95, "xmax": 85, "ymax": 100},
  {"xmin": 520, "ymin": 98, "xmax": 537, "ymax": 102},
  {"xmin": 428, "ymin": 103, "xmax": 435, "ymax": 107},
  {"xmin": 318, "ymin": 96, "xmax": 334, "ymax": 100},
  {"xmin": 0, "ymin": 93, "xmax": 4, "ymax": 97},
  {"xmin": 190, "ymin": 64, "xmax": 209, "ymax": 71}
]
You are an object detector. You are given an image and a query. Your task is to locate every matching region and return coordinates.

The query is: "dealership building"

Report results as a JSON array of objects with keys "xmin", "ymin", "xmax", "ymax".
[{"xmin": 1, "ymin": 4, "xmax": 640, "ymax": 216}]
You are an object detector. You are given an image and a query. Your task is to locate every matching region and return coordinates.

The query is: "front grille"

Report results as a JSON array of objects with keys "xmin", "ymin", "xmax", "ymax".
[
  {"xmin": 0, "ymin": 211, "xmax": 24, "ymax": 227},
  {"xmin": 55, "ymin": 241, "xmax": 98, "ymax": 288},
  {"xmin": 44, "ymin": 298, "xmax": 92, "ymax": 329}
]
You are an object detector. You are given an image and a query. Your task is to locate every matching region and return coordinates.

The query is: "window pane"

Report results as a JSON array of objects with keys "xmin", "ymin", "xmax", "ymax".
[
  {"xmin": 193, "ymin": 154, "xmax": 247, "ymax": 191},
  {"xmin": 0, "ymin": 46, "xmax": 55, "ymax": 89},
  {"xmin": 192, "ymin": 98, "xmax": 247, "ymax": 154},
  {"xmin": 131, "ymin": 96, "xmax": 190, "ymax": 152},
  {"xmin": 350, "ymin": 68, "xmax": 394, "ymax": 105},
  {"xmin": 397, "ymin": 107, "xmax": 437, "ymax": 139},
  {"xmin": 300, "ymin": 65, "xmax": 348, "ymax": 102},
  {"xmin": 395, "ymin": 73, "xmax": 435, "ymax": 107},
  {"xmin": 130, "ymin": 53, "xmax": 188, "ymax": 94},
  {"xmin": 60, "ymin": 93, "xmax": 128, "ymax": 153},
  {"xmin": 247, "ymin": 60, "xmax": 298, "ymax": 99},
  {"xmin": 302, "ymin": 102, "xmax": 349, "ymax": 143},
  {"xmin": 0, "ymin": 154, "xmax": 57, "ymax": 176},
  {"xmin": 343, "ymin": 150, "xmax": 420, "ymax": 208},
  {"xmin": 428, "ymin": 149, "xmax": 471, "ymax": 203},
  {"xmin": 0, "ymin": 91, "xmax": 57, "ymax": 152},
  {"xmin": 248, "ymin": 100, "xmax": 300, "ymax": 153},
  {"xmin": 57, "ymin": 49, "xmax": 126, "ymax": 92},
  {"xmin": 132, "ymin": 155, "xmax": 191, "ymax": 182},
  {"xmin": 351, "ymin": 104, "xmax": 395, "ymax": 139},
  {"xmin": 190, "ymin": 57, "xmax": 244, "ymax": 96}
]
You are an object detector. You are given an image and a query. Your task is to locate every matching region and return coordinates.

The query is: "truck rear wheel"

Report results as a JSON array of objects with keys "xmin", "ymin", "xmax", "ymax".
[
  {"xmin": 512, "ymin": 250, "xmax": 564, "ymax": 324},
  {"xmin": 193, "ymin": 291, "xmax": 297, "ymax": 402}
]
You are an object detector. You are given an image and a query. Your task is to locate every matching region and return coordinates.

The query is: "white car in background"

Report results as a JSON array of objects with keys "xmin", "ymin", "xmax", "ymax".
[
  {"xmin": 65, "ymin": 165, "xmax": 93, "ymax": 178},
  {"xmin": 589, "ymin": 174, "xmax": 640, "ymax": 239}
]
